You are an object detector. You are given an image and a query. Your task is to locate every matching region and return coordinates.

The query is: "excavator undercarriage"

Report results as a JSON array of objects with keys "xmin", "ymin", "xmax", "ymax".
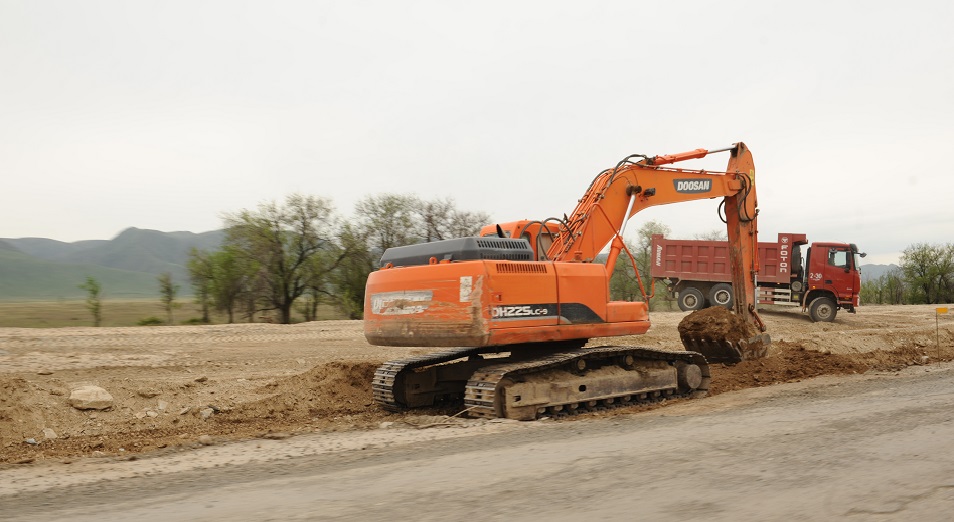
[{"xmin": 373, "ymin": 344, "xmax": 710, "ymax": 420}]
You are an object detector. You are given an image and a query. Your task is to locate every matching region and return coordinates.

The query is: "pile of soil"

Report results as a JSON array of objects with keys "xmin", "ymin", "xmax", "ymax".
[
  {"xmin": 709, "ymin": 341, "xmax": 870, "ymax": 394},
  {"xmin": 677, "ymin": 306, "xmax": 756, "ymax": 343}
]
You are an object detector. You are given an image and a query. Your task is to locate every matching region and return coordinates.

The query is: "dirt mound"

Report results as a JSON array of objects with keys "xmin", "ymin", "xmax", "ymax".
[
  {"xmin": 234, "ymin": 361, "xmax": 380, "ymax": 428},
  {"xmin": 709, "ymin": 341, "xmax": 870, "ymax": 394},
  {"xmin": 678, "ymin": 306, "xmax": 756, "ymax": 343},
  {"xmin": 0, "ymin": 378, "xmax": 48, "ymax": 442}
]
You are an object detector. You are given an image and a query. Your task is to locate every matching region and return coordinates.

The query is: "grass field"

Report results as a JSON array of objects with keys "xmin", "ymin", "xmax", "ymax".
[{"xmin": 0, "ymin": 299, "xmax": 346, "ymax": 328}]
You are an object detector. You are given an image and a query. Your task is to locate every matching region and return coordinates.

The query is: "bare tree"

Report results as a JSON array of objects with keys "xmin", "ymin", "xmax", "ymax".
[{"xmin": 693, "ymin": 229, "xmax": 728, "ymax": 241}]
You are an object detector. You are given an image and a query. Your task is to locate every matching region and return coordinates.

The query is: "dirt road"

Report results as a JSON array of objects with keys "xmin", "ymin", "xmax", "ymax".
[{"xmin": 4, "ymin": 362, "xmax": 954, "ymax": 521}]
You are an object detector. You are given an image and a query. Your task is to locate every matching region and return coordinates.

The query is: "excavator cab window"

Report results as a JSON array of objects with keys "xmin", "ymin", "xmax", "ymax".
[{"xmin": 523, "ymin": 230, "xmax": 554, "ymax": 260}]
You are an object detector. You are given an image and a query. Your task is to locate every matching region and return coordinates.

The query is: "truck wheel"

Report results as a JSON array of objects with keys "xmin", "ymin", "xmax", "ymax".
[
  {"xmin": 708, "ymin": 283, "xmax": 734, "ymax": 309},
  {"xmin": 678, "ymin": 287, "xmax": 705, "ymax": 312},
  {"xmin": 808, "ymin": 297, "xmax": 837, "ymax": 322}
]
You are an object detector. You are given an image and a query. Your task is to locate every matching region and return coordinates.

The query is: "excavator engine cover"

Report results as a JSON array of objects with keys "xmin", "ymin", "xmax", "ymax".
[{"xmin": 380, "ymin": 237, "xmax": 534, "ymax": 267}]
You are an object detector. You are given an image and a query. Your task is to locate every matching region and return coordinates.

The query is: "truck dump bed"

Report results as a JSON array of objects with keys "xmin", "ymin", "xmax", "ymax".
[{"xmin": 650, "ymin": 233, "xmax": 808, "ymax": 285}]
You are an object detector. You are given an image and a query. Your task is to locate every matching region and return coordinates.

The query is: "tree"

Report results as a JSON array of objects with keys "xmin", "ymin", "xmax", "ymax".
[
  {"xmin": 158, "ymin": 272, "xmax": 180, "ymax": 324},
  {"xmin": 328, "ymin": 223, "xmax": 374, "ymax": 319},
  {"xmin": 413, "ymin": 197, "xmax": 491, "ymax": 242},
  {"xmin": 636, "ymin": 220, "xmax": 673, "ymax": 310},
  {"xmin": 355, "ymin": 193, "xmax": 420, "ymax": 255},
  {"xmin": 223, "ymin": 194, "xmax": 345, "ymax": 324},
  {"xmin": 860, "ymin": 267, "xmax": 907, "ymax": 305},
  {"xmin": 187, "ymin": 248, "xmax": 213, "ymax": 323},
  {"xmin": 608, "ymin": 220, "xmax": 673, "ymax": 310},
  {"xmin": 338, "ymin": 194, "xmax": 491, "ymax": 319},
  {"xmin": 900, "ymin": 243, "xmax": 954, "ymax": 304},
  {"xmin": 78, "ymin": 276, "xmax": 102, "ymax": 327},
  {"xmin": 188, "ymin": 247, "xmax": 258, "ymax": 323},
  {"xmin": 693, "ymin": 229, "xmax": 727, "ymax": 241}
]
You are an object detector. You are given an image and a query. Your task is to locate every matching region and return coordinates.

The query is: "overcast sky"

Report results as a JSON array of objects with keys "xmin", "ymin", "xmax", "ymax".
[{"xmin": 2, "ymin": 1, "xmax": 951, "ymax": 265}]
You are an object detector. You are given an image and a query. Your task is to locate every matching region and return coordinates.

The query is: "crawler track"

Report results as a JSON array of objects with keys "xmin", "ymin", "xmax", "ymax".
[
  {"xmin": 372, "ymin": 347, "xmax": 495, "ymax": 411},
  {"xmin": 374, "ymin": 345, "xmax": 710, "ymax": 420}
]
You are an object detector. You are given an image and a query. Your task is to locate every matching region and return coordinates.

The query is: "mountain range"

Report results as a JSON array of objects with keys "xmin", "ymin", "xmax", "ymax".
[
  {"xmin": 0, "ymin": 228, "xmax": 224, "ymax": 300},
  {"xmin": 858, "ymin": 263, "xmax": 900, "ymax": 282}
]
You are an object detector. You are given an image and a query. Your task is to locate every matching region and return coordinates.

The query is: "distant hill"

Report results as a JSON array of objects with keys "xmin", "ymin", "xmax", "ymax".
[
  {"xmin": 0, "ymin": 228, "xmax": 225, "ymax": 300},
  {"xmin": 859, "ymin": 264, "xmax": 900, "ymax": 282}
]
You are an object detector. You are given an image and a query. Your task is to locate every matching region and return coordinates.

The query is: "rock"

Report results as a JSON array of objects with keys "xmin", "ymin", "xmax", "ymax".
[
  {"xmin": 37, "ymin": 370, "xmax": 53, "ymax": 375},
  {"xmin": 24, "ymin": 438, "xmax": 38, "ymax": 445},
  {"xmin": 137, "ymin": 389, "xmax": 162, "ymax": 398},
  {"xmin": 145, "ymin": 410, "xmax": 158, "ymax": 418},
  {"xmin": 157, "ymin": 400, "xmax": 169, "ymax": 411},
  {"xmin": 179, "ymin": 406, "xmax": 191, "ymax": 415},
  {"xmin": 194, "ymin": 376, "xmax": 208, "ymax": 383},
  {"xmin": 379, "ymin": 422, "xmax": 394, "ymax": 429},
  {"xmin": 199, "ymin": 407, "xmax": 214, "ymax": 420},
  {"xmin": 69, "ymin": 385, "xmax": 114, "ymax": 410},
  {"xmin": 42, "ymin": 428, "xmax": 57, "ymax": 440},
  {"xmin": 262, "ymin": 432, "xmax": 291, "ymax": 440},
  {"xmin": 135, "ymin": 411, "xmax": 147, "ymax": 419},
  {"xmin": 198, "ymin": 435, "xmax": 214, "ymax": 446}
]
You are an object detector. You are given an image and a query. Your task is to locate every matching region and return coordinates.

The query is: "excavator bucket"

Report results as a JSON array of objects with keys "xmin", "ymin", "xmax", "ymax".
[
  {"xmin": 677, "ymin": 307, "xmax": 770, "ymax": 364},
  {"xmin": 680, "ymin": 332, "xmax": 770, "ymax": 364}
]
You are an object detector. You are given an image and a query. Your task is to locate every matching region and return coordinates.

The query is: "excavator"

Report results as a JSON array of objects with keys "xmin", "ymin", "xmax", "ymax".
[{"xmin": 364, "ymin": 142, "xmax": 770, "ymax": 420}]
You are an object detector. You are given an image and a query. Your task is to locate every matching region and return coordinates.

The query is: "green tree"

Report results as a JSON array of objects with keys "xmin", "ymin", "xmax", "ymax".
[
  {"xmin": 212, "ymin": 248, "xmax": 258, "ymax": 323},
  {"xmin": 860, "ymin": 267, "xmax": 907, "ymax": 305},
  {"xmin": 608, "ymin": 220, "xmax": 672, "ymax": 310},
  {"xmin": 223, "ymin": 193, "xmax": 342, "ymax": 324},
  {"xmin": 78, "ymin": 276, "xmax": 103, "ymax": 327},
  {"xmin": 158, "ymin": 272, "xmax": 180, "ymax": 324},
  {"xmin": 187, "ymin": 248, "xmax": 213, "ymax": 323},
  {"xmin": 331, "ymin": 222, "xmax": 376, "ymax": 319},
  {"xmin": 900, "ymin": 243, "xmax": 954, "ymax": 304}
]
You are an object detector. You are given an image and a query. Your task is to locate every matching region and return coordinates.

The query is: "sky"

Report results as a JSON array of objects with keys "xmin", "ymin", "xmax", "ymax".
[{"xmin": 2, "ymin": 1, "xmax": 952, "ymax": 266}]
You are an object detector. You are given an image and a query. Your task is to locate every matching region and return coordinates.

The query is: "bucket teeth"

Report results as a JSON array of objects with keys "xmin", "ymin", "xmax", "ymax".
[{"xmin": 681, "ymin": 333, "xmax": 771, "ymax": 364}]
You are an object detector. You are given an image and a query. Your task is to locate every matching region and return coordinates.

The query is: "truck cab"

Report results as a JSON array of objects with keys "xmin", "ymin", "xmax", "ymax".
[{"xmin": 802, "ymin": 242, "xmax": 864, "ymax": 321}]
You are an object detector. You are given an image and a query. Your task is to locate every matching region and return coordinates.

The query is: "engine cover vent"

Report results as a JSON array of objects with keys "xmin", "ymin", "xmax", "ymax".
[{"xmin": 379, "ymin": 238, "xmax": 534, "ymax": 267}]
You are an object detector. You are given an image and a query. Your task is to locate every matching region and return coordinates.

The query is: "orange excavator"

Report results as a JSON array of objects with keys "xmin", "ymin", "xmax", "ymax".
[{"xmin": 364, "ymin": 142, "xmax": 769, "ymax": 420}]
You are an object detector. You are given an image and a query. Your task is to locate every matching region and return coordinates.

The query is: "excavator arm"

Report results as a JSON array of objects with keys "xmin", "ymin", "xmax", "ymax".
[{"xmin": 545, "ymin": 143, "xmax": 763, "ymax": 334}]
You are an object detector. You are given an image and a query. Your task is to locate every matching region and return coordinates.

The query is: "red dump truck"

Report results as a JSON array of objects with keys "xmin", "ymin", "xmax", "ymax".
[{"xmin": 650, "ymin": 233, "xmax": 864, "ymax": 322}]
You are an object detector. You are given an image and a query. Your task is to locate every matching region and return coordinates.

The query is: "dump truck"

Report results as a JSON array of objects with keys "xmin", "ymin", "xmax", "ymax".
[{"xmin": 650, "ymin": 232, "xmax": 864, "ymax": 322}]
